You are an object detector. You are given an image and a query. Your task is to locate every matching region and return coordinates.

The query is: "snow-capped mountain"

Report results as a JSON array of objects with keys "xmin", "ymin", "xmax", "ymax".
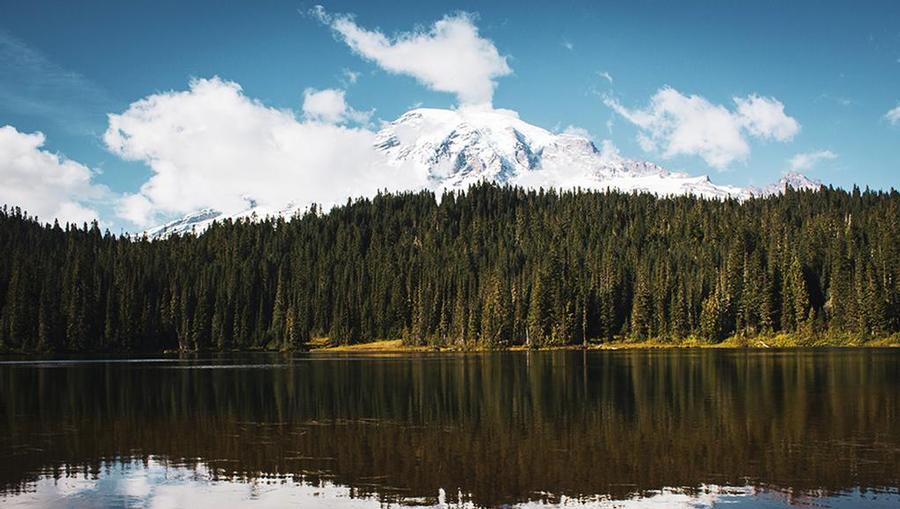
[
  {"xmin": 143, "ymin": 208, "xmax": 221, "ymax": 239},
  {"xmin": 747, "ymin": 172, "xmax": 822, "ymax": 197},
  {"xmin": 144, "ymin": 107, "xmax": 821, "ymax": 238},
  {"xmin": 143, "ymin": 202, "xmax": 307, "ymax": 239},
  {"xmin": 375, "ymin": 107, "xmax": 751, "ymax": 199}
]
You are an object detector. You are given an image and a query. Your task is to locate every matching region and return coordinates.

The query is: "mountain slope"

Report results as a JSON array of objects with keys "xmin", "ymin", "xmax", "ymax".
[
  {"xmin": 747, "ymin": 172, "xmax": 823, "ymax": 197},
  {"xmin": 144, "ymin": 107, "xmax": 821, "ymax": 238},
  {"xmin": 375, "ymin": 107, "xmax": 754, "ymax": 198}
]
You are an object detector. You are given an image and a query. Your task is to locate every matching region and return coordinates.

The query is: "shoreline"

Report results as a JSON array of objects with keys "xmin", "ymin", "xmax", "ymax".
[
  {"xmin": 308, "ymin": 335, "xmax": 900, "ymax": 354},
  {"xmin": 2, "ymin": 335, "xmax": 896, "ymax": 357}
]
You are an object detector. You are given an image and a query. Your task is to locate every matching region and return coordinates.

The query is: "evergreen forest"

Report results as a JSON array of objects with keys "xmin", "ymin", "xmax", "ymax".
[{"xmin": 0, "ymin": 184, "xmax": 897, "ymax": 352}]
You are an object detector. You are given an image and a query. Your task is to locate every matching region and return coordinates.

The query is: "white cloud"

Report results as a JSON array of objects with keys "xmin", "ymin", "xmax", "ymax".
[
  {"xmin": 0, "ymin": 125, "xmax": 105, "ymax": 224},
  {"xmin": 885, "ymin": 105, "xmax": 900, "ymax": 125},
  {"xmin": 313, "ymin": 6, "xmax": 511, "ymax": 106},
  {"xmin": 562, "ymin": 39, "xmax": 574, "ymax": 51},
  {"xmin": 788, "ymin": 150, "xmax": 837, "ymax": 172},
  {"xmin": 734, "ymin": 94, "xmax": 800, "ymax": 141},
  {"xmin": 560, "ymin": 125, "xmax": 592, "ymax": 139},
  {"xmin": 341, "ymin": 68, "xmax": 361, "ymax": 85},
  {"xmin": 302, "ymin": 88, "xmax": 371, "ymax": 124},
  {"xmin": 302, "ymin": 88, "xmax": 346, "ymax": 123},
  {"xmin": 605, "ymin": 87, "xmax": 800, "ymax": 169},
  {"xmin": 104, "ymin": 77, "xmax": 423, "ymax": 227},
  {"xmin": 598, "ymin": 71, "xmax": 613, "ymax": 84},
  {"xmin": 115, "ymin": 193, "xmax": 154, "ymax": 227},
  {"xmin": 599, "ymin": 139, "xmax": 621, "ymax": 161}
]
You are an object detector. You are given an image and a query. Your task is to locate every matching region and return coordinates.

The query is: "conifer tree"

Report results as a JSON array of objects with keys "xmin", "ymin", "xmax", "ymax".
[
  {"xmin": 526, "ymin": 272, "xmax": 549, "ymax": 348},
  {"xmin": 630, "ymin": 266, "xmax": 653, "ymax": 340}
]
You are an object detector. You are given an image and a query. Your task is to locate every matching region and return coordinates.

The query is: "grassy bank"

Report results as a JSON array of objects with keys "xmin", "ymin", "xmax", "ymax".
[
  {"xmin": 307, "ymin": 333, "xmax": 900, "ymax": 353},
  {"xmin": 589, "ymin": 333, "xmax": 900, "ymax": 350},
  {"xmin": 2, "ymin": 334, "xmax": 896, "ymax": 356},
  {"xmin": 306, "ymin": 338, "xmax": 441, "ymax": 353}
]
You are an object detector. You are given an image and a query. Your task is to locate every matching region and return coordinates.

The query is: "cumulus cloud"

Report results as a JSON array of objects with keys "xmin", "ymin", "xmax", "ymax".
[
  {"xmin": 734, "ymin": 95, "xmax": 800, "ymax": 141},
  {"xmin": 115, "ymin": 193, "xmax": 154, "ymax": 227},
  {"xmin": 788, "ymin": 150, "xmax": 837, "ymax": 172},
  {"xmin": 0, "ymin": 125, "xmax": 105, "ymax": 224},
  {"xmin": 313, "ymin": 6, "xmax": 511, "ymax": 106},
  {"xmin": 104, "ymin": 77, "xmax": 423, "ymax": 227},
  {"xmin": 302, "ymin": 88, "xmax": 371, "ymax": 124},
  {"xmin": 886, "ymin": 105, "xmax": 900, "ymax": 125},
  {"xmin": 605, "ymin": 87, "xmax": 800, "ymax": 169},
  {"xmin": 302, "ymin": 88, "xmax": 346, "ymax": 123}
]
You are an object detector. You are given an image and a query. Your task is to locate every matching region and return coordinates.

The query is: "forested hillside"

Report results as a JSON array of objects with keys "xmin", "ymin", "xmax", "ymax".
[{"xmin": 0, "ymin": 184, "xmax": 897, "ymax": 352}]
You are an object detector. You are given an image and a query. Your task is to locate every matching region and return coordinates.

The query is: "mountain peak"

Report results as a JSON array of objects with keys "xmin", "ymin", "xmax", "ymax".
[
  {"xmin": 376, "ymin": 106, "xmax": 556, "ymax": 189},
  {"xmin": 747, "ymin": 172, "xmax": 823, "ymax": 197},
  {"xmin": 780, "ymin": 171, "xmax": 822, "ymax": 189},
  {"xmin": 374, "ymin": 107, "xmax": 746, "ymax": 197}
]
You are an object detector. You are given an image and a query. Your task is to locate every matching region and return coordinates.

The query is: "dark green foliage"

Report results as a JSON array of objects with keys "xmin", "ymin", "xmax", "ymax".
[{"xmin": 0, "ymin": 184, "xmax": 897, "ymax": 352}]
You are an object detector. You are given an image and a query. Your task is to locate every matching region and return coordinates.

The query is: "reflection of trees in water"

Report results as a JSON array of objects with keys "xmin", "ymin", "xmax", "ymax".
[{"xmin": 1, "ymin": 350, "xmax": 897, "ymax": 507}]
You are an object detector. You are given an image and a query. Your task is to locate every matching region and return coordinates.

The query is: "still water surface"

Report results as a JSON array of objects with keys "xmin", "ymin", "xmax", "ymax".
[{"xmin": 0, "ymin": 349, "xmax": 898, "ymax": 508}]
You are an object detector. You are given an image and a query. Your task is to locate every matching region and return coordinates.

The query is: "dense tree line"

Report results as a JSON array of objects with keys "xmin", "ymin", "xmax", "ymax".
[{"xmin": 0, "ymin": 184, "xmax": 897, "ymax": 352}]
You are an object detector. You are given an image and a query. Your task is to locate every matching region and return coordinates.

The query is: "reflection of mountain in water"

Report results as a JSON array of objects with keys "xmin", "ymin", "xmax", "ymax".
[{"xmin": 0, "ymin": 350, "xmax": 898, "ymax": 507}]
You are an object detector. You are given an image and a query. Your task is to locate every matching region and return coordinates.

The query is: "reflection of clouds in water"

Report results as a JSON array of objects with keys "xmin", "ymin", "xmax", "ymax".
[
  {"xmin": 127, "ymin": 460, "xmax": 379, "ymax": 509},
  {"xmin": 1, "ymin": 475, "xmax": 98, "ymax": 507},
  {"xmin": 142, "ymin": 461, "xmax": 381, "ymax": 509},
  {"xmin": 0, "ymin": 458, "xmax": 752, "ymax": 509},
  {"xmin": 41, "ymin": 475, "xmax": 98, "ymax": 497},
  {"xmin": 519, "ymin": 486, "xmax": 755, "ymax": 508},
  {"xmin": 1, "ymin": 459, "xmax": 391, "ymax": 509},
  {"xmin": 121, "ymin": 472, "xmax": 152, "ymax": 498},
  {"xmin": 0, "ymin": 460, "xmax": 891, "ymax": 508}
]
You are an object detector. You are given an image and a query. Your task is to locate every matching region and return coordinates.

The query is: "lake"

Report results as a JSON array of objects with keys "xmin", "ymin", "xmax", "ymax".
[{"xmin": 0, "ymin": 349, "xmax": 898, "ymax": 508}]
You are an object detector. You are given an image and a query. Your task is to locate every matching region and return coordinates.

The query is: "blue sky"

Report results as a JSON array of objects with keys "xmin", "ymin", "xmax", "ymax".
[{"xmin": 1, "ymin": 0, "xmax": 898, "ymax": 231}]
